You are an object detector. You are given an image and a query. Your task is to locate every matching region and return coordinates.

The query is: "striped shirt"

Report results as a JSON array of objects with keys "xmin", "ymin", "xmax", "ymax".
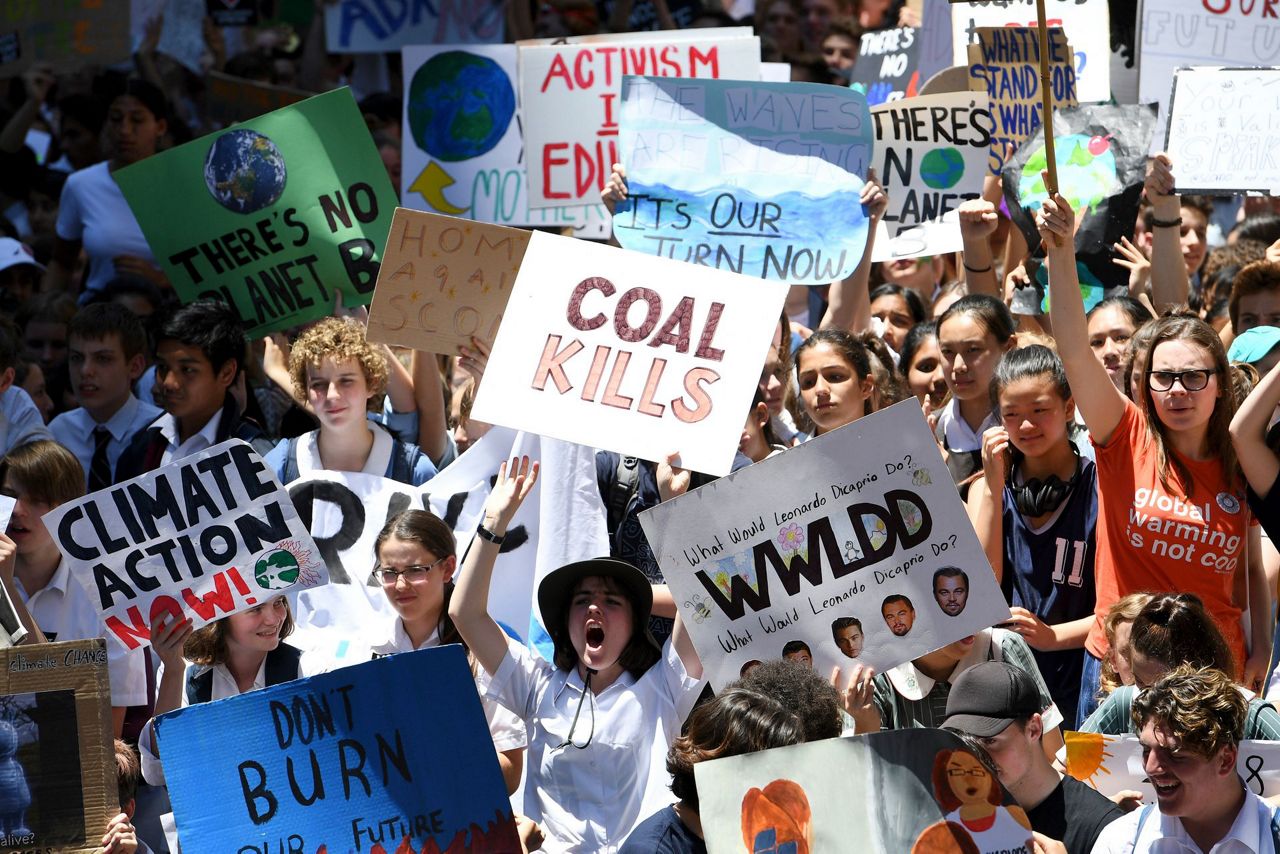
[{"xmin": 1081, "ymin": 685, "xmax": 1280, "ymax": 740}]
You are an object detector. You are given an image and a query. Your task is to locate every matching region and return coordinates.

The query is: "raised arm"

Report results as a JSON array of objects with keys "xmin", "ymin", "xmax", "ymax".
[
  {"xmin": 1145, "ymin": 154, "xmax": 1191, "ymax": 312},
  {"xmin": 0, "ymin": 534, "xmax": 44, "ymax": 645},
  {"xmin": 821, "ymin": 171, "xmax": 886, "ymax": 333},
  {"xmin": 966, "ymin": 426, "xmax": 1009, "ymax": 585},
  {"xmin": 671, "ymin": 611, "xmax": 702, "ymax": 679},
  {"xmin": 1230, "ymin": 359, "xmax": 1280, "ymax": 498},
  {"xmin": 448, "ymin": 457, "xmax": 539, "ymax": 676},
  {"xmin": 409, "ymin": 350, "xmax": 448, "ymax": 464},
  {"xmin": 957, "ymin": 199, "xmax": 1001, "ymax": 297},
  {"xmin": 1038, "ymin": 183, "xmax": 1127, "ymax": 444}
]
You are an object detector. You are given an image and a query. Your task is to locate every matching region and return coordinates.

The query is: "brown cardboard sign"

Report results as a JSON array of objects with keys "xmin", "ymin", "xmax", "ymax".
[
  {"xmin": 0, "ymin": 4, "xmax": 130, "ymax": 73},
  {"xmin": 366, "ymin": 208, "xmax": 530, "ymax": 356},
  {"xmin": 0, "ymin": 639, "xmax": 115, "ymax": 853},
  {"xmin": 204, "ymin": 71, "xmax": 310, "ymax": 128}
]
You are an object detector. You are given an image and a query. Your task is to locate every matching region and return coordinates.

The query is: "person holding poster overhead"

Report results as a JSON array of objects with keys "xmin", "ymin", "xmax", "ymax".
[
  {"xmin": 449, "ymin": 457, "xmax": 706, "ymax": 853},
  {"xmin": 1037, "ymin": 182, "xmax": 1271, "ymax": 702}
]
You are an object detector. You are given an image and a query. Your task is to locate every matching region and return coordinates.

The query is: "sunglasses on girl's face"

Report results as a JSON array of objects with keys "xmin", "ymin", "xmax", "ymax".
[{"xmin": 1146, "ymin": 368, "xmax": 1215, "ymax": 392}]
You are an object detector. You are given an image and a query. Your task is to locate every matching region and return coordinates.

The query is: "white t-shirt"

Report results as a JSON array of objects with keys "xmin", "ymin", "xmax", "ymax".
[{"xmin": 55, "ymin": 161, "xmax": 157, "ymax": 298}]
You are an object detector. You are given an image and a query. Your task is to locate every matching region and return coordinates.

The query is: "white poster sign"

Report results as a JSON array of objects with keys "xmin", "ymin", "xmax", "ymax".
[
  {"xmin": 639, "ymin": 400, "xmax": 1011, "ymax": 690},
  {"xmin": 1066, "ymin": 732, "xmax": 1280, "ymax": 800},
  {"xmin": 1165, "ymin": 66, "xmax": 1280, "ymax": 196},
  {"xmin": 471, "ymin": 231, "xmax": 785, "ymax": 476}
]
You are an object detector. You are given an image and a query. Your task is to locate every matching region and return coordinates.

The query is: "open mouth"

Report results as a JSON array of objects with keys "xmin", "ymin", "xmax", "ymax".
[
  {"xmin": 1151, "ymin": 779, "xmax": 1180, "ymax": 798},
  {"xmin": 586, "ymin": 625, "xmax": 605, "ymax": 647}
]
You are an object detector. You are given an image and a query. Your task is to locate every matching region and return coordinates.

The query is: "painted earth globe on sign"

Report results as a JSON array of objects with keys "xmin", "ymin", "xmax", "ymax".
[
  {"xmin": 408, "ymin": 50, "xmax": 515, "ymax": 162},
  {"xmin": 204, "ymin": 129, "xmax": 288, "ymax": 214},
  {"xmin": 254, "ymin": 548, "xmax": 301, "ymax": 591}
]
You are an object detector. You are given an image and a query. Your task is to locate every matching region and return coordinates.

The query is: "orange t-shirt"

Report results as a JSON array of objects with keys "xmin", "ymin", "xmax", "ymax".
[{"xmin": 1088, "ymin": 402, "xmax": 1250, "ymax": 666}]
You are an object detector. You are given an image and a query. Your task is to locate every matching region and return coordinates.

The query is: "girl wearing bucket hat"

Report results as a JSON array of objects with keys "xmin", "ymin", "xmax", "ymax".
[{"xmin": 450, "ymin": 456, "xmax": 706, "ymax": 853}]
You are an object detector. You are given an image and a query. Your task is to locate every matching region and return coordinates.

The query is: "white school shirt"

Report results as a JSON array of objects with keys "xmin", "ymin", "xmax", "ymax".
[
  {"xmin": 487, "ymin": 639, "xmax": 705, "ymax": 853},
  {"xmin": 157, "ymin": 407, "xmax": 223, "ymax": 466},
  {"xmin": 1091, "ymin": 787, "xmax": 1278, "ymax": 854},
  {"xmin": 49, "ymin": 395, "xmax": 164, "ymax": 486},
  {"xmin": 0, "ymin": 386, "xmax": 53, "ymax": 455},
  {"xmin": 936, "ymin": 395, "xmax": 999, "ymax": 453},
  {"xmin": 16, "ymin": 559, "xmax": 147, "ymax": 706},
  {"xmin": 367, "ymin": 620, "xmax": 527, "ymax": 752},
  {"xmin": 55, "ymin": 161, "xmax": 157, "ymax": 299}
]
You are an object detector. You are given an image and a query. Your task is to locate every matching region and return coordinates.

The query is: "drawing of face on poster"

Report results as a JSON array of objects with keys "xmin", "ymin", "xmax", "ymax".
[
  {"xmin": 932, "ymin": 568, "xmax": 969, "ymax": 617},
  {"xmin": 929, "ymin": 748, "xmax": 1034, "ymax": 854},
  {"xmin": 882, "ymin": 594, "xmax": 916, "ymax": 636},
  {"xmin": 741, "ymin": 779, "xmax": 812, "ymax": 854},
  {"xmin": 831, "ymin": 617, "xmax": 864, "ymax": 659}
]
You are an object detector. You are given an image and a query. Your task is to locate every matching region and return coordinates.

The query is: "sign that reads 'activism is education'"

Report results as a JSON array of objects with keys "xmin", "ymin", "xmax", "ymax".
[
  {"xmin": 519, "ymin": 33, "xmax": 761, "ymax": 209},
  {"xmin": 156, "ymin": 646, "xmax": 520, "ymax": 853},
  {"xmin": 968, "ymin": 26, "xmax": 1078, "ymax": 176},
  {"xmin": 851, "ymin": 27, "xmax": 924, "ymax": 105},
  {"xmin": 44, "ymin": 440, "xmax": 327, "ymax": 652},
  {"xmin": 325, "ymin": 0, "xmax": 503, "ymax": 51},
  {"xmin": 0, "ymin": 639, "xmax": 116, "ymax": 854},
  {"xmin": 870, "ymin": 92, "xmax": 992, "ymax": 261},
  {"xmin": 115, "ymin": 88, "xmax": 397, "ymax": 338},
  {"xmin": 1165, "ymin": 67, "xmax": 1280, "ymax": 197},
  {"xmin": 615, "ymin": 76, "xmax": 873, "ymax": 284},
  {"xmin": 641, "ymin": 400, "xmax": 1010, "ymax": 690},
  {"xmin": 471, "ymin": 232, "xmax": 785, "ymax": 476},
  {"xmin": 366, "ymin": 209, "xmax": 531, "ymax": 356}
]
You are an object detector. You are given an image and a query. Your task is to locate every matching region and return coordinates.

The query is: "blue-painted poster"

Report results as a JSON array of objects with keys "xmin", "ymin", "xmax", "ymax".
[
  {"xmin": 615, "ymin": 76, "xmax": 873, "ymax": 285},
  {"xmin": 325, "ymin": 0, "xmax": 504, "ymax": 52},
  {"xmin": 155, "ymin": 645, "xmax": 519, "ymax": 853}
]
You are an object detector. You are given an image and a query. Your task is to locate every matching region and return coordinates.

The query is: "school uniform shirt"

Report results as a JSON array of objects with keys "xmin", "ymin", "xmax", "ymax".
[
  {"xmin": 55, "ymin": 161, "xmax": 157, "ymax": 300},
  {"xmin": 16, "ymin": 559, "xmax": 147, "ymax": 707},
  {"xmin": 1080, "ymin": 685, "xmax": 1280, "ymax": 741},
  {"xmin": 1091, "ymin": 787, "xmax": 1278, "ymax": 853},
  {"xmin": 50, "ymin": 395, "xmax": 164, "ymax": 488},
  {"xmin": 871, "ymin": 628, "xmax": 1064, "ymax": 733},
  {"xmin": 263, "ymin": 422, "xmax": 436, "ymax": 486},
  {"xmin": 934, "ymin": 397, "xmax": 998, "ymax": 486},
  {"xmin": 1087, "ymin": 401, "xmax": 1252, "ymax": 671},
  {"xmin": 1001, "ymin": 458, "xmax": 1099, "ymax": 728},
  {"xmin": 367, "ymin": 621, "xmax": 526, "ymax": 753},
  {"xmin": 0, "ymin": 385, "xmax": 53, "ymax": 454},
  {"xmin": 487, "ymin": 638, "xmax": 706, "ymax": 853},
  {"xmin": 157, "ymin": 408, "xmax": 223, "ymax": 467}
]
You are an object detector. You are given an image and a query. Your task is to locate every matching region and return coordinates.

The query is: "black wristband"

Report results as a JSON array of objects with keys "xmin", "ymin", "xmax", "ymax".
[
  {"xmin": 964, "ymin": 261, "xmax": 993, "ymax": 274},
  {"xmin": 476, "ymin": 524, "xmax": 505, "ymax": 545},
  {"xmin": 1150, "ymin": 215, "xmax": 1183, "ymax": 229}
]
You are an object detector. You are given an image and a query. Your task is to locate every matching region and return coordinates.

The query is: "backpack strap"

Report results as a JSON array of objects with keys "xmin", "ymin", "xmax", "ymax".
[
  {"xmin": 388, "ymin": 440, "xmax": 415, "ymax": 484},
  {"xmin": 1269, "ymin": 805, "xmax": 1280, "ymax": 851},
  {"xmin": 1131, "ymin": 804, "xmax": 1155, "ymax": 848},
  {"xmin": 184, "ymin": 664, "xmax": 213, "ymax": 706},
  {"xmin": 281, "ymin": 436, "xmax": 300, "ymax": 484},
  {"xmin": 606, "ymin": 456, "xmax": 641, "ymax": 542}
]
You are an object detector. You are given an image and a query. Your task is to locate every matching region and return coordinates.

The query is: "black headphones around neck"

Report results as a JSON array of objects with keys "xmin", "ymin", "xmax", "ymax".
[{"xmin": 1009, "ymin": 448, "xmax": 1082, "ymax": 517}]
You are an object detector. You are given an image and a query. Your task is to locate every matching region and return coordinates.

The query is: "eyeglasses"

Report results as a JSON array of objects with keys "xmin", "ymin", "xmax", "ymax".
[
  {"xmin": 370, "ymin": 556, "xmax": 448, "ymax": 585},
  {"xmin": 1146, "ymin": 369, "xmax": 1216, "ymax": 392},
  {"xmin": 947, "ymin": 767, "xmax": 988, "ymax": 779}
]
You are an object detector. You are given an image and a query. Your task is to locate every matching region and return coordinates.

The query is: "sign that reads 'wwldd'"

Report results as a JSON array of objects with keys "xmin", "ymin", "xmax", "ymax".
[
  {"xmin": 614, "ymin": 76, "xmax": 873, "ymax": 285},
  {"xmin": 640, "ymin": 400, "xmax": 1010, "ymax": 690},
  {"xmin": 44, "ymin": 440, "xmax": 327, "ymax": 652}
]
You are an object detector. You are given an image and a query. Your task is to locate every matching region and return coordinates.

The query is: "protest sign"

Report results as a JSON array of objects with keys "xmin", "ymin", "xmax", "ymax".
[
  {"xmin": 0, "ymin": 2, "xmax": 130, "ymax": 73},
  {"xmin": 870, "ymin": 92, "xmax": 992, "ymax": 261},
  {"xmin": 287, "ymin": 428, "xmax": 608, "ymax": 666},
  {"xmin": 325, "ymin": 0, "xmax": 503, "ymax": 52},
  {"xmin": 1139, "ymin": 0, "xmax": 1280, "ymax": 117},
  {"xmin": 851, "ymin": 27, "xmax": 924, "ymax": 105},
  {"xmin": 0, "ymin": 639, "xmax": 116, "ymax": 853},
  {"xmin": 640, "ymin": 399, "xmax": 1010, "ymax": 690},
  {"xmin": 1066, "ymin": 732, "xmax": 1280, "ymax": 800},
  {"xmin": 1165, "ymin": 67, "xmax": 1280, "ymax": 197},
  {"xmin": 615, "ymin": 76, "xmax": 873, "ymax": 284},
  {"xmin": 400, "ymin": 44, "xmax": 610, "ymax": 230},
  {"xmin": 156, "ymin": 645, "xmax": 519, "ymax": 853},
  {"xmin": 366, "ymin": 209, "xmax": 530, "ymax": 357},
  {"xmin": 204, "ymin": 71, "xmax": 310, "ymax": 128},
  {"xmin": 951, "ymin": 0, "xmax": 1110, "ymax": 103},
  {"xmin": 698, "ymin": 729, "xmax": 1033, "ymax": 853},
  {"xmin": 207, "ymin": 0, "xmax": 259, "ymax": 26},
  {"xmin": 470, "ymin": 231, "xmax": 785, "ymax": 476},
  {"xmin": 519, "ymin": 33, "xmax": 761, "ymax": 209},
  {"xmin": 156, "ymin": 0, "xmax": 207, "ymax": 75},
  {"xmin": 116, "ymin": 88, "xmax": 397, "ymax": 338},
  {"xmin": 968, "ymin": 26, "xmax": 1078, "ymax": 176},
  {"xmin": 43, "ymin": 440, "xmax": 327, "ymax": 652},
  {"xmin": 1003, "ymin": 103, "xmax": 1157, "ymax": 312}
]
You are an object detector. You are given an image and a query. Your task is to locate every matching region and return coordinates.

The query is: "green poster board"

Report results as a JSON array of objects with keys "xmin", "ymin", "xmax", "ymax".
[{"xmin": 116, "ymin": 88, "xmax": 395, "ymax": 338}]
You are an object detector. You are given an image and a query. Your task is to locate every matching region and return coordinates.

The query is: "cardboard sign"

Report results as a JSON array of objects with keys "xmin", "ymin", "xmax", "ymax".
[
  {"xmin": 470, "ymin": 231, "xmax": 785, "ymax": 476},
  {"xmin": 400, "ymin": 44, "xmax": 609, "ymax": 231},
  {"xmin": 115, "ymin": 88, "xmax": 397, "ymax": 338},
  {"xmin": 851, "ymin": 27, "xmax": 925, "ymax": 105},
  {"xmin": 204, "ymin": 71, "xmax": 310, "ymax": 128},
  {"xmin": 1139, "ymin": 0, "xmax": 1280, "ymax": 118},
  {"xmin": 366, "ymin": 209, "xmax": 530, "ymax": 357},
  {"xmin": 43, "ymin": 440, "xmax": 327, "ymax": 652},
  {"xmin": 1066, "ymin": 732, "xmax": 1280, "ymax": 801},
  {"xmin": 968, "ymin": 27, "xmax": 1078, "ymax": 176},
  {"xmin": 0, "ymin": 639, "xmax": 116, "ymax": 853},
  {"xmin": 207, "ymin": 0, "xmax": 258, "ymax": 27},
  {"xmin": 0, "ymin": 2, "xmax": 130, "ymax": 73},
  {"xmin": 519, "ymin": 34, "xmax": 761, "ymax": 209},
  {"xmin": 639, "ymin": 400, "xmax": 1011, "ymax": 690},
  {"xmin": 951, "ymin": 0, "xmax": 1110, "ymax": 103},
  {"xmin": 698, "ymin": 729, "xmax": 1033, "ymax": 853},
  {"xmin": 325, "ymin": 0, "xmax": 504, "ymax": 51},
  {"xmin": 156, "ymin": 646, "xmax": 520, "ymax": 852},
  {"xmin": 615, "ymin": 76, "xmax": 873, "ymax": 285},
  {"xmin": 870, "ymin": 92, "xmax": 992, "ymax": 261},
  {"xmin": 1165, "ymin": 67, "xmax": 1280, "ymax": 197}
]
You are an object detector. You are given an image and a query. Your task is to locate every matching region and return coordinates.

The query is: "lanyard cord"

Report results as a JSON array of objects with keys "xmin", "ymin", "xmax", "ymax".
[{"xmin": 552, "ymin": 668, "xmax": 596, "ymax": 751}]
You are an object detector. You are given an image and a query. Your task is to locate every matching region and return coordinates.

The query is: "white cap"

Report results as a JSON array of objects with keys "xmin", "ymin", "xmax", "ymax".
[{"xmin": 0, "ymin": 238, "xmax": 43, "ymax": 274}]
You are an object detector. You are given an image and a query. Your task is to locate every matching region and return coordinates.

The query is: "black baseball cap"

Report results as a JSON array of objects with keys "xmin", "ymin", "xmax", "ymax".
[{"xmin": 942, "ymin": 661, "xmax": 1042, "ymax": 737}]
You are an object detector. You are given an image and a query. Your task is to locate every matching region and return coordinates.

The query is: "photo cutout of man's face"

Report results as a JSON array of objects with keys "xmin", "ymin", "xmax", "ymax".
[
  {"xmin": 834, "ymin": 623, "xmax": 864, "ymax": 658},
  {"xmin": 933, "ymin": 572, "xmax": 969, "ymax": 617},
  {"xmin": 882, "ymin": 597, "xmax": 915, "ymax": 637}
]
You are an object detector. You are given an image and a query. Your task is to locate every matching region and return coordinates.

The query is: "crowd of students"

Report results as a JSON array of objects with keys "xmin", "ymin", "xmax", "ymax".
[{"xmin": 3, "ymin": 0, "xmax": 1280, "ymax": 853}]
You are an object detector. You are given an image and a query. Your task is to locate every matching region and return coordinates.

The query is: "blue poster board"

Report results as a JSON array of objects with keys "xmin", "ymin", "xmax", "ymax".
[
  {"xmin": 155, "ymin": 645, "xmax": 518, "ymax": 853},
  {"xmin": 615, "ymin": 76, "xmax": 873, "ymax": 285}
]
